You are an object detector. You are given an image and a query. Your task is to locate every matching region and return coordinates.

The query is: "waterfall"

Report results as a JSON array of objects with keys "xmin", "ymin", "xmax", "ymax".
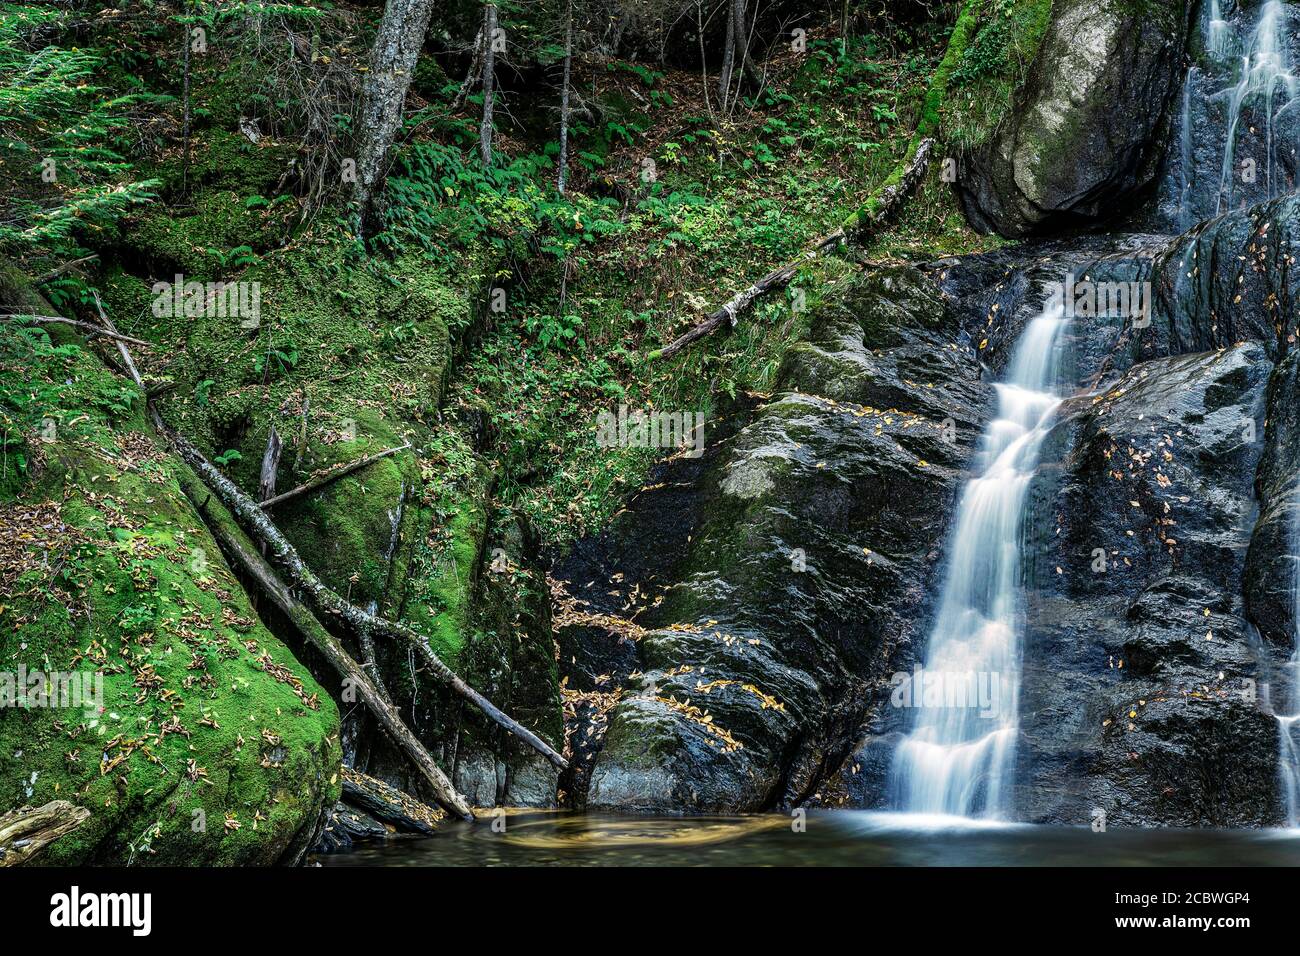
[
  {"xmin": 889, "ymin": 299, "xmax": 1070, "ymax": 818},
  {"xmin": 1178, "ymin": 70, "xmax": 1197, "ymax": 232},
  {"xmin": 1157, "ymin": 0, "xmax": 1300, "ymax": 227},
  {"xmin": 1209, "ymin": 0, "xmax": 1232, "ymax": 58},
  {"xmin": 1215, "ymin": 0, "xmax": 1298, "ymax": 214},
  {"xmin": 1277, "ymin": 484, "xmax": 1300, "ymax": 826}
]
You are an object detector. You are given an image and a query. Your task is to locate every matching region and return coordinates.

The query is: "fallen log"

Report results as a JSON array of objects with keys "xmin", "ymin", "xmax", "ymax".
[
  {"xmin": 166, "ymin": 427, "xmax": 569, "ymax": 772},
  {"xmin": 0, "ymin": 801, "xmax": 90, "ymax": 866},
  {"xmin": 260, "ymin": 442, "xmax": 410, "ymax": 509},
  {"xmin": 839, "ymin": 137, "xmax": 936, "ymax": 240},
  {"xmin": 181, "ymin": 470, "xmax": 476, "ymax": 821},
  {"xmin": 649, "ymin": 137, "xmax": 935, "ymax": 362},
  {"xmin": 649, "ymin": 228, "xmax": 846, "ymax": 362},
  {"xmin": 341, "ymin": 766, "xmax": 441, "ymax": 835}
]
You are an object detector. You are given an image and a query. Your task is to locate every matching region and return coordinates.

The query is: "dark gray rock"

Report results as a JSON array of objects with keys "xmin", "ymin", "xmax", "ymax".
[
  {"xmin": 1143, "ymin": 193, "xmax": 1300, "ymax": 365},
  {"xmin": 1245, "ymin": 348, "xmax": 1300, "ymax": 685},
  {"xmin": 575, "ymin": 266, "xmax": 989, "ymax": 812},
  {"xmin": 1145, "ymin": 0, "xmax": 1300, "ymax": 232},
  {"xmin": 958, "ymin": 0, "xmax": 1189, "ymax": 237},
  {"xmin": 1017, "ymin": 343, "xmax": 1280, "ymax": 826}
]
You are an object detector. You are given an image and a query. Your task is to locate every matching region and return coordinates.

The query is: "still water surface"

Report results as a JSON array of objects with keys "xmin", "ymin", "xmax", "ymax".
[{"xmin": 313, "ymin": 811, "xmax": 1300, "ymax": 866}]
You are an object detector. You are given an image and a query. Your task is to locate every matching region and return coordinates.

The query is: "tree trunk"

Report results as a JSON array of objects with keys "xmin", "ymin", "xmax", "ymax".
[
  {"xmin": 718, "ymin": 0, "xmax": 736, "ymax": 113},
  {"xmin": 181, "ymin": 7, "xmax": 192, "ymax": 196},
  {"xmin": 479, "ymin": 3, "xmax": 499, "ymax": 166},
  {"xmin": 730, "ymin": 0, "xmax": 749, "ymax": 114},
  {"xmin": 353, "ymin": 0, "xmax": 439, "ymax": 237},
  {"xmin": 556, "ymin": 0, "xmax": 573, "ymax": 194}
]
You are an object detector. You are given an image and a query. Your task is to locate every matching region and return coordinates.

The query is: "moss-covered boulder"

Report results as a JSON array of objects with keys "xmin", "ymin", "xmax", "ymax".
[
  {"xmin": 98, "ymin": 188, "xmax": 562, "ymax": 810},
  {"xmin": 957, "ymin": 0, "xmax": 1189, "ymax": 236},
  {"xmin": 0, "ymin": 330, "xmax": 340, "ymax": 864}
]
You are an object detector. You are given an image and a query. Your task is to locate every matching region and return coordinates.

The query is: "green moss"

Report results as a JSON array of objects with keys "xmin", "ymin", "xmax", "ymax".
[
  {"xmin": 0, "ymin": 336, "xmax": 340, "ymax": 865},
  {"xmin": 939, "ymin": 0, "xmax": 1054, "ymax": 150},
  {"xmin": 403, "ymin": 439, "xmax": 492, "ymax": 670}
]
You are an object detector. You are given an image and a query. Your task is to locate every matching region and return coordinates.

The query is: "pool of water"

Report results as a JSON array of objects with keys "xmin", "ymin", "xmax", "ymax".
[{"xmin": 313, "ymin": 810, "xmax": 1300, "ymax": 866}]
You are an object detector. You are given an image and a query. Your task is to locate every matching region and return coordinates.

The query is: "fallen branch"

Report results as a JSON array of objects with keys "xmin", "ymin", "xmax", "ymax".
[
  {"xmin": 167, "ymin": 429, "xmax": 568, "ymax": 772},
  {"xmin": 260, "ymin": 442, "xmax": 410, "ymax": 509},
  {"xmin": 3, "ymin": 314, "xmax": 153, "ymax": 348},
  {"xmin": 181, "ymin": 471, "xmax": 476, "ymax": 820},
  {"xmin": 84, "ymin": 294, "xmax": 566, "ymax": 786},
  {"xmin": 35, "ymin": 255, "xmax": 98, "ymax": 284},
  {"xmin": 649, "ymin": 137, "xmax": 935, "ymax": 362},
  {"xmin": 91, "ymin": 292, "xmax": 147, "ymax": 394},
  {"xmin": 0, "ymin": 801, "xmax": 90, "ymax": 866},
  {"xmin": 450, "ymin": 26, "xmax": 484, "ymax": 112}
]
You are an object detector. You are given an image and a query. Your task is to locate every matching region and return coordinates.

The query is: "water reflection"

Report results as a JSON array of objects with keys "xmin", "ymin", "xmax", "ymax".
[{"xmin": 313, "ymin": 811, "xmax": 1300, "ymax": 867}]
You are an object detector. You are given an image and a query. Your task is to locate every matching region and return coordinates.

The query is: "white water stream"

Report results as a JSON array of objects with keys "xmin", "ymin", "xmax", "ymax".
[
  {"xmin": 1276, "ymin": 483, "xmax": 1300, "ymax": 826},
  {"xmin": 889, "ymin": 301, "xmax": 1070, "ymax": 818},
  {"xmin": 1214, "ymin": 0, "xmax": 1298, "ymax": 213}
]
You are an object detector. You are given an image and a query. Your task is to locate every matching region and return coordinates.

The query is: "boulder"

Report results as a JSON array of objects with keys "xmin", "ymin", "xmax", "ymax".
[
  {"xmin": 0, "ymin": 336, "xmax": 340, "ymax": 864},
  {"xmin": 957, "ymin": 0, "xmax": 1189, "ymax": 237},
  {"xmin": 1016, "ymin": 343, "xmax": 1279, "ymax": 825}
]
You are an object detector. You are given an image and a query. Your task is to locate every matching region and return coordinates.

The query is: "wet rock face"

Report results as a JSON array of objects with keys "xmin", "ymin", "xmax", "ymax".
[
  {"xmin": 1018, "ymin": 343, "xmax": 1280, "ymax": 826},
  {"xmin": 572, "ymin": 267, "xmax": 990, "ymax": 812},
  {"xmin": 565, "ymin": 194, "xmax": 1300, "ymax": 822},
  {"xmin": 958, "ymin": 0, "xmax": 1189, "ymax": 237},
  {"xmin": 1146, "ymin": 193, "xmax": 1300, "ymax": 363},
  {"xmin": 1246, "ymin": 350, "xmax": 1300, "ymax": 677}
]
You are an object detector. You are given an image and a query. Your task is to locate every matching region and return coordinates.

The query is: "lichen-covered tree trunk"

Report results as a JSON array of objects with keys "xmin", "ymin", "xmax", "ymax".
[
  {"xmin": 479, "ymin": 3, "xmax": 498, "ymax": 166},
  {"xmin": 353, "ymin": 0, "xmax": 439, "ymax": 237},
  {"xmin": 556, "ymin": 0, "xmax": 573, "ymax": 194}
]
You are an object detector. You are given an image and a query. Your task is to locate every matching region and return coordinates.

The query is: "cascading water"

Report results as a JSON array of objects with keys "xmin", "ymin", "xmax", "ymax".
[
  {"xmin": 1216, "ymin": 0, "xmax": 1298, "ymax": 213},
  {"xmin": 1210, "ymin": 0, "xmax": 1232, "ymax": 58},
  {"xmin": 1154, "ymin": 0, "xmax": 1300, "ymax": 229},
  {"xmin": 889, "ymin": 299, "xmax": 1070, "ymax": 818},
  {"xmin": 1276, "ymin": 484, "xmax": 1300, "ymax": 826}
]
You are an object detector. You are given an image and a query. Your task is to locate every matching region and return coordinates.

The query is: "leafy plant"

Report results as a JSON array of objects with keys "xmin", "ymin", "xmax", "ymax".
[{"xmin": 524, "ymin": 312, "xmax": 583, "ymax": 350}]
